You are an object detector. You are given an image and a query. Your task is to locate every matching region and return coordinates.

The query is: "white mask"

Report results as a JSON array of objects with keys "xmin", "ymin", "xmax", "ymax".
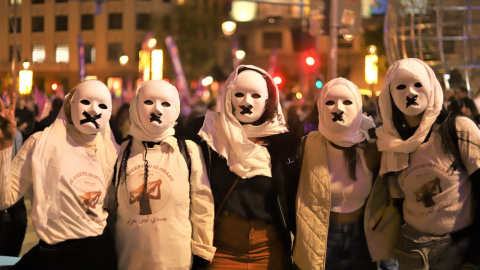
[
  {"xmin": 322, "ymin": 84, "xmax": 358, "ymax": 133},
  {"xmin": 232, "ymin": 70, "xmax": 269, "ymax": 124},
  {"xmin": 136, "ymin": 80, "xmax": 179, "ymax": 135},
  {"xmin": 390, "ymin": 63, "xmax": 430, "ymax": 116},
  {"xmin": 70, "ymin": 80, "xmax": 112, "ymax": 135}
]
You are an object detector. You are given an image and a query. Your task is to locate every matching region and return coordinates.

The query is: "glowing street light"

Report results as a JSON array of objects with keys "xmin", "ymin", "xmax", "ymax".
[
  {"xmin": 235, "ymin": 50, "xmax": 246, "ymax": 61},
  {"xmin": 222, "ymin": 21, "xmax": 237, "ymax": 36},
  {"xmin": 19, "ymin": 60, "xmax": 33, "ymax": 95},
  {"xmin": 365, "ymin": 45, "xmax": 378, "ymax": 86}
]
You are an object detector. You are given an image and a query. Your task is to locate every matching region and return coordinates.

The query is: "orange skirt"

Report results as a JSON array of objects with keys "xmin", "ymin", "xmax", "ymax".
[{"xmin": 208, "ymin": 211, "xmax": 292, "ymax": 270}]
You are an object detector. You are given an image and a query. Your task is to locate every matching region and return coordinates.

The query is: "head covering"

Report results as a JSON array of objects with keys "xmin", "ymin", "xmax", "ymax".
[
  {"xmin": 317, "ymin": 77, "xmax": 375, "ymax": 147},
  {"xmin": 199, "ymin": 65, "xmax": 288, "ymax": 178},
  {"xmin": 376, "ymin": 58, "xmax": 444, "ymax": 175},
  {"xmin": 31, "ymin": 80, "xmax": 119, "ymax": 228},
  {"xmin": 128, "ymin": 80, "xmax": 180, "ymax": 142}
]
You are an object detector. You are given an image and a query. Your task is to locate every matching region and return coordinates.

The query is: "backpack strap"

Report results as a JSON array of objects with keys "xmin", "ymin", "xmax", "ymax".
[{"xmin": 176, "ymin": 137, "xmax": 192, "ymax": 181}]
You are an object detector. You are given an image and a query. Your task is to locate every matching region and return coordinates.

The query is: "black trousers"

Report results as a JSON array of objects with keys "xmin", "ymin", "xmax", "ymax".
[
  {"xmin": 0, "ymin": 197, "xmax": 27, "ymax": 257},
  {"xmin": 11, "ymin": 231, "xmax": 117, "ymax": 270}
]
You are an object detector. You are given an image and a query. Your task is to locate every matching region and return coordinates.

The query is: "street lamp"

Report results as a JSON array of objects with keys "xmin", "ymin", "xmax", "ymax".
[
  {"xmin": 235, "ymin": 50, "xmax": 246, "ymax": 61},
  {"xmin": 19, "ymin": 60, "xmax": 33, "ymax": 95},
  {"xmin": 221, "ymin": 21, "xmax": 236, "ymax": 36},
  {"xmin": 365, "ymin": 45, "xmax": 378, "ymax": 93},
  {"xmin": 139, "ymin": 38, "xmax": 163, "ymax": 81}
]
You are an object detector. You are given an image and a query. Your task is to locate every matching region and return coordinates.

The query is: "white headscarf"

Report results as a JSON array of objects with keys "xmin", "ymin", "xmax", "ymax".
[
  {"xmin": 31, "ymin": 80, "xmax": 119, "ymax": 228},
  {"xmin": 199, "ymin": 65, "xmax": 288, "ymax": 179},
  {"xmin": 128, "ymin": 80, "xmax": 181, "ymax": 142},
  {"xmin": 317, "ymin": 77, "xmax": 375, "ymax": 147},
  {"xmin": 376, "ymin": 58, "xmax": 444, "ymax": 175}
]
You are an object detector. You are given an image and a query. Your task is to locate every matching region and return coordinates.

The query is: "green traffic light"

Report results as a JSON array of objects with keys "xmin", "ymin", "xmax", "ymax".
[{"xmin": 315, "ymin": 80, "xmax": 323, "ymax": 88}]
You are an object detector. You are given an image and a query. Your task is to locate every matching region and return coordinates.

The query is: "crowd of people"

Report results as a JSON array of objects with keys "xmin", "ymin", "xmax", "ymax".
[{"xmin": 0, "ymin": 58, "xmax": 478, "ymax": 270}]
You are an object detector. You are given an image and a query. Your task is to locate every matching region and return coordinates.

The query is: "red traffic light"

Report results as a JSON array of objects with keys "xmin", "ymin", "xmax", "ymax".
[{"xmin": 305, "ymin": 56, "xmax": 315, "ymax": 66}]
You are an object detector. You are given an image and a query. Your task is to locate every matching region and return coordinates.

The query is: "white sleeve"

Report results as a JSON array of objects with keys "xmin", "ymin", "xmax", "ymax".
[
  {"xmin": 456, "ymin": 116, "xmax": 480, "ymax": 175},
  {"xmin": 186, "ymin": 140, "xmax": 216, "ymax": 261},
  {"xmin": 0, "ymin": 133, "xmax": 36, "ymax": 210}
]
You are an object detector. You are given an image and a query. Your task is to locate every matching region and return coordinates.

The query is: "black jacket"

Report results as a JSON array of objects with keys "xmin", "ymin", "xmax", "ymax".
[{"xmin": 187, "ymin": 116, "xmax": 301, "ymax": 250}]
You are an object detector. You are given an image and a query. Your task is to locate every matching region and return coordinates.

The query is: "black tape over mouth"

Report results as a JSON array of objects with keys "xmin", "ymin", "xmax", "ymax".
[
  {"xmin": 331, "ymin": 111, "xmax": 345, "ymax": 123},
  {"xmin": 150, "ymin": 113, "xmax": 162, "ymax": 124},
  {"xmin": 239, "ymin": 105, "xmax": 253, "ymax": 115},
  {"xmin": 80, "ymin": 111, "xmax": 102, "ymax": 129},
  {"xmin": 406, "ymin": 95, "xmax": 419, "ymax": 108}
]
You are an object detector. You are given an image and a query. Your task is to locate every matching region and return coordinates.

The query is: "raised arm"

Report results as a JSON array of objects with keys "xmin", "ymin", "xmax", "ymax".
[
  {"xmin": 0, "ymin": 92, "xmax": 17, "ymax": 150},
  {"xmin": 0, "ymin": 92, "xmax": 34, "ymax": 210}
]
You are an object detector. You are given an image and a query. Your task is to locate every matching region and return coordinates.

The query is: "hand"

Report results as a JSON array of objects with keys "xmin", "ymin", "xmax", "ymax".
[
  {"xmin": 191, "ymin": 255, "xmax": 211, "ymax": 270},
  {"xmin": 0, "ymin": 92, "xmax": 17, "ymax": 150}
]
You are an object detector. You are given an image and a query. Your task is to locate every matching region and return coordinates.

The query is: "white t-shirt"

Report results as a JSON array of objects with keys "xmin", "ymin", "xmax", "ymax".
[
  {"xmin": 1, "ymin": 132, "xmax": 109, "ymax": 244},
  {"xmin": 397, "ymin": 117, "xmax": 480, "ymax": 235},
  {"xmin": 327, "ymin": 143, "xmax": 373, "ymax": 213},
  {"xmin": 114, "ymin": 137, "xmax": 215, "ymax": 270}
]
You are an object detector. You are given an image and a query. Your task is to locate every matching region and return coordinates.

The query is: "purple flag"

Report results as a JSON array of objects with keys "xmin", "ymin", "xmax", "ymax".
[
  {"xmin": 268, "ymin": 46, "xmax": 278, "ymax": 75},
  {"xmin": 78, "ymin": 35, "xmax": 86, "ymax": 82},
  {"xmin": 165, "ymin": 36, "xmax": 190, "ymax": 103}
]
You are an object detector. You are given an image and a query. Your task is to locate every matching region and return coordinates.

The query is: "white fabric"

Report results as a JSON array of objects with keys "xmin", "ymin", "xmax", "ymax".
[
  {"xmin": 199, "ymin": 65, "xmax": 288, "ymax": 179},
  {"xmin": 376, "ymin": 58, "xmax": 444, "ymax": 175},
  {"xmin": 70, "ymin": 80, "xmax": 112, "ymax": 135},
  {"xmin": 317, "ymin": 77, "xmax": 375, "ymax": 147},
  {"xmin": 231, "ymin": 70, "xmax": 269, "ymax": 123},
  {"xmin": 115, "ymin": 138, "xmax": 215, "ymax": 270},
  {"xmin": 327, "ymin": 143, "xmax": 373, "ymax": 213},
  {"xmin": 31, "ymin": 81, "xmax": 118, "ymax": 229},
  {"xmin": 1, "ymin": 114, "xmax": 119, "ymax": 243},
  {"xmin": 129, "ymin": 80, "xmax": 180, "ymax": 142},
  {"xmin": 397, "ymin": 118, "xmax": 480, "ymax": 235}
]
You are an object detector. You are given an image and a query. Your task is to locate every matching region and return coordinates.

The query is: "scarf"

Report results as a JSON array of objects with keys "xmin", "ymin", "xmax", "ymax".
[
  {"xmin": 376, "ymin": 58, "xmax": 443, "ymax": 175},
  {"xmin": 317, "ymin": 77, "xmax": 376, "ymax": 147},
  {"xmin": 199, "ymin": 65, "xmax": 288, "ymax": 179}
]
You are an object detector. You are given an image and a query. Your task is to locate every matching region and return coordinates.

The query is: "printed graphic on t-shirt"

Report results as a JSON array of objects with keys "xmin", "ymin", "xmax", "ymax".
[
  {"xmin": 414, "ymin": 177, "xmax": 442, "ymax": 207},
  {"xmin": 399, "ymin": 161, "xmax": 458, "ymax": 215},
  {"xmin": 69, "ymin": 171, "xmax": 106, "ymax": 217},
  {"xmin": 120, "ymin": 165, "xmax": 174, "ymax": 215}
]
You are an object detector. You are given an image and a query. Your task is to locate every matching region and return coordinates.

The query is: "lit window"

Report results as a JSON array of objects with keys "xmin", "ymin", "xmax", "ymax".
[
  {"xmin": 85, "ymin": 44, "xmax": 96, "ymax": 64},
  {"xmin": 9, "ymin": 0, "xmax": 22, "ymax": 6},
  {"xmin": 56, "ymin": 44, "xmax": 69, "ymax": 63},
  {"xmin": 32, "ymin": 44, "xmax": 45, "ymax": 63}
]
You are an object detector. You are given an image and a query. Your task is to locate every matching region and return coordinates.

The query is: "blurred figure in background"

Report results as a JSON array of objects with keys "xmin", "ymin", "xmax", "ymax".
[
  {"xmin": 0, "ymin": 129, "xmax": 27, "ymax": 257},
  {"xmin": 109, "ymin": 103, "xmax": 130, "ymax": 144}
]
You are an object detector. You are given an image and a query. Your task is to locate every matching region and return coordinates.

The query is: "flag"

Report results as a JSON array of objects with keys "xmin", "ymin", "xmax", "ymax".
[
  {"xmin": 165, "ymin": 36, "xmax": 190, "ymax": 104},
  {"xmin": 268, "ymin": 46, "xmax": 278, "ymax": 75},
  {"xmin": 95, "ymin": 0, "xmax": 103, "ymax": 15},
  {"xmin": 78, "ymin": 34, "xmax": 86, "ymax": 82}
]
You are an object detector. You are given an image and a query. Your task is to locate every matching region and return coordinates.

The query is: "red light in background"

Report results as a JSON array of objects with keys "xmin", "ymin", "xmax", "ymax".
[
  {"xmin": 305, "ymin": 56, "xmax": 315, "ymax": 66},
  {"xmin": 273, "ymin": 76, "xmax": 282, "ymax": 85},
  {"xmin": 51, "ymin": 82, "xmax": 58, "ymax": 91}
]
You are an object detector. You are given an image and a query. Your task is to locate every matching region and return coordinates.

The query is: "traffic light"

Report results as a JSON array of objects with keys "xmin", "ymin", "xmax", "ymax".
[
  {"xmin": 273, "ymin": 76, "xmax": 282, "ymax": 85},
  {"xmin": 51, "ymin": 82, "xmax": 58, "ymax": 91},
  {"xmin": 315, "ymin": 74, "xmax": 325, "ymax": 89},
  {"xmin": 305, "ymin": 56, "xmax": 315, "ymax": 67}
]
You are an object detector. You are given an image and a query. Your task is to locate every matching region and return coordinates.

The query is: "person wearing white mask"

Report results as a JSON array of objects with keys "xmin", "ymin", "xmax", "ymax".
[
  {"xmin": 186, "ymin": 65, "xmax": 301, "ymax": 269},
  {"xmin": 367, "ymin": 58, "xmax": 480, "ymax": 270},
  {"xmin": 0, "ymin": 80, "xmax": 119, "ymax": 269},
  {"xmin": 293, "ymin": 78, "xmax": 379, "ymax": 270},
  {"xmin": 109, "ymin": 80, "xmax": 215, "ymax": 270}
]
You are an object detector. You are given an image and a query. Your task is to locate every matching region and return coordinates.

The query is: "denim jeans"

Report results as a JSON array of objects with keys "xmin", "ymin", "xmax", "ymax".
[{"xmin": 325, "ymin": 218, "xmax": 377, "ymax": 270}]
